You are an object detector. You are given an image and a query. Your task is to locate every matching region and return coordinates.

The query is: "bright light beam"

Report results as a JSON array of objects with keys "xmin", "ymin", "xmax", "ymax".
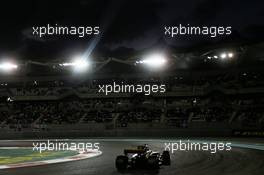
[
  {"xmin": 137, "ymin": 53, "xmax": 167, "ymax": 68},
  {"xmin": 228, "ymin": 52, "xmax": 233, "ymax": 58},
  {"xmin": 72, "ymin": 57, "xmax": 89, "ymax": 72},
  {"xmin": 59, "ymin": 56, "xmax": 89, "ymax": 73},
  {"xmin": 0, "ymin": 62, "xmax": 18, "ymax": 71},
  {"xmin": 220, "ymin": 53, "xmax": 227, "ymax": 59},
  {"xmin": 82, "ymin": 2, "xmax": 120, "ymax": 60}
]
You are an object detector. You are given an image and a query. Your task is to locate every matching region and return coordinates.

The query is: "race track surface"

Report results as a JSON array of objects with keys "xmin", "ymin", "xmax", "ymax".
[{"xmin": 0, "ymin": 139, "xmax": 264, "ymax": 175}]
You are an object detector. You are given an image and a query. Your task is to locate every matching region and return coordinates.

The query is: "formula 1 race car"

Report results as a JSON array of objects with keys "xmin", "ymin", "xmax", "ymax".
[{"xmin": 115, "ymin": 144, "xmax": 171, "ymax": 170}]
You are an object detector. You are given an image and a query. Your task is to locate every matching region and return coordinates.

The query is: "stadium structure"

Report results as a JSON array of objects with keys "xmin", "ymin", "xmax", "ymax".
[
  {"xmin": 0, "ymin": 41, "xmax": 263, "ymax": 138},
  {"xmin": 0, "ymin": 41, "xmax": 264, "ymax": 175}
]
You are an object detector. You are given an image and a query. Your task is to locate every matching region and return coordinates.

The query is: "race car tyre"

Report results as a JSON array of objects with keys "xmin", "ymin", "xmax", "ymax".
[
  {"xmin": 147, "ymin": 156, "xmax": 159, "ymax": 169},
  {"xmin": 162, "ymin": 150, "xmax": 171, "ymax": 165},
  {"xmin": 115, "ymin": 155, "xmax": 128, "ymax": 170}
]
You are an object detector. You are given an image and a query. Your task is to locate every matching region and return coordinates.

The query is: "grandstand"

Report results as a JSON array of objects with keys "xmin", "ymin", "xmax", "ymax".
[{"xmin": 0, "ymin": 42, "xmax": 263, "ymax": 138}]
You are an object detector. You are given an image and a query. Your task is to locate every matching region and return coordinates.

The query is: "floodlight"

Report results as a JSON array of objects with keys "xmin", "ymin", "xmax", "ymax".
[
  {"xmin": 60, "ymin": 56, "xmax": 90, "ymax": 72},
  {"xmin": 72, "ymin": 56, "xmax": 89, "ymax": 72},
  {"xmin": 0, "ymin": 62, "xmax": 18, "ymax": 71},
  {"xmin": 220, "ymin": 53, "xmax": 227, "ymax": 59},
  {"xmin": 228, "ymin": 52, "xmax": 233, "ymax": 58},
  {"xmin": 59, "ymin": 62, "xmax": 75, "ymax": 67},
  {"xmin": 138, "ymin": 53, "xmax": 167, "ymax": 68}
]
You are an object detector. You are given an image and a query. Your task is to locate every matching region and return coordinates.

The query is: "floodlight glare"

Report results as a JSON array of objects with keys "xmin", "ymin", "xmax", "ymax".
[
  {"xmin": 139, "ymin": 53, "xmax": 167, "ymax": 67},
  {"xmin": 0, "ymin": 62, "xmax": 18, "ymax": 71},
  {"xmin": 220, "ymin": 53, "xmax": 227, "ymax": 59},
  {"xmin": 72, "ymin": 57, "xmax": 89, "ymax": 72},
  {"xmin": 59, "ymin": 62, "xmax": 75, "ymax": 67},
  {"xmin": 60, "ymin": 56, "xmax": 90, "ymax": 72},
  {"xmin": 228, "ymin": 52, "xmax": 233, "ymax": 58}
]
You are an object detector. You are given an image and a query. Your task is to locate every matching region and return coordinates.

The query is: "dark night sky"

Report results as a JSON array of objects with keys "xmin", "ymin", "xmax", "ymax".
[{"xmin": 0, "ymin": 0, "xmax": 263, "ymax": 61}]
